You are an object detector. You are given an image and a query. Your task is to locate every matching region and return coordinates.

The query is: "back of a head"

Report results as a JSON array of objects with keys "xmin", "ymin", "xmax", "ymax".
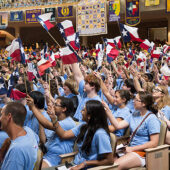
[
  {"xmin": 50, "ymin": 79, "xmax": 58, "ymax": 97},
  {"xmin": 29, "ymin": 91, "xmax": 44, "ymax": 109},
  {"xmin": 15, "ymin": 83, "xmax": 31, "ymax": 94},
  {"xmin": 124, "ymin": 79, "xmax": 136, "ymax": 94},
  {"xmin": 70, "ymin": 96, "xmax": 79, "ymax": 116},
  {"xmin": 86, "ymin": 100, "xmax": 108, "ymax": 130},
  {"xmin": 57, "ymin": 96, "xmax": 74, "ymax": 117},
  {"xmin": 5, "ymin": 102, "xmax": 27, "ymax": 127}
]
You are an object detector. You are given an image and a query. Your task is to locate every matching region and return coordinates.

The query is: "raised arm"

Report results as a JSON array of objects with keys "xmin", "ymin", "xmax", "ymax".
[
  {"xmin": 93, "ymin": 72, "xmax": 115, "ymax": 104},
  {"xmin": 71, "ymin": 63, "xmax": 84, "ymax": 84},
  {"xmin": 102, "ymin": 101, "xmax": 129, "ymax": 130},
  {"xmin": 26, "ymin": 95, "xmax": 54, "ymax": 130},
  {"xmin": 27, "ymin": 95, "xmax": 75, "ymax": 139}
]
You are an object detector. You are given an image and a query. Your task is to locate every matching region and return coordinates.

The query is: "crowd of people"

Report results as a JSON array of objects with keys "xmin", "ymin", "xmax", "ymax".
[{"xmin": 0, "ymin": 40, "xmax": 169, "ymax": 170}]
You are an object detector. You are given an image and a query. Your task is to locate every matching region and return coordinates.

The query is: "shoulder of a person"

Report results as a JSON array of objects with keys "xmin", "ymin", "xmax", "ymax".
[
  {"xmin": 59, "ymin": 116, "xmax": 75, "ymax": 125},
  {"xmin": 146, "ymin": 113, "xmax": 159, "ymax": 121},
  {"xmin": 162, "ymin": 105, "xmax": 170, "ymax": 111},
  {"xmin": 94, "ymin": 128, "xmax": 109, "ymax": 136}
]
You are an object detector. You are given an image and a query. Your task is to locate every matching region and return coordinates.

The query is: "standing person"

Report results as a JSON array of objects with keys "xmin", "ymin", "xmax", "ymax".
[
  {"xmin": 0, "ymin": 102, "xmax": 38, "ymax": 170},
  {"xmin": 103, "ymin": 92, "xmax": 160, "ymax": 170}
]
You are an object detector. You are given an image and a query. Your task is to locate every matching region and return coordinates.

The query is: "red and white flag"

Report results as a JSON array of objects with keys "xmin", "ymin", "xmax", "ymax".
[
  {"xmin": 151, "ymin": 50, "xmax": 161, "ymax": 59},
  {"xmin": 37, "ymin": 58, "xmax": 52, "ymax": 75},
  {"xmin": 106, "ymin": 44, "xmax": 119, "ymax": 59},
  {"xmin": 140, "ymin": 39, "xmax": 151, "ymax": 50},
  {"xmin": 105, "ymin": 36, "xmax": 122, "ymax": 49},
  {"xmin": 37, "ymin": 12, "xmax": 54, "ymax": 32},
  {"xmin": 59, "ymin": 46, "xmax": 80, "ymax": 65},
  {"xmin": 57, "ymin": 20, "xmax": 80, "ymax": 51}
]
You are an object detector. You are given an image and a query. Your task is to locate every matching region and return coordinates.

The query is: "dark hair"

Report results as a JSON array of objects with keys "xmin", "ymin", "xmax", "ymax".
[
  {"xmin": 144, "ymin": 73, "xmax": 153, "ymax": 82},
  {"xmin": 115, "ymin": 89, "xmax": 131, "ymax": 104},
  {"xmin": 4, "ymin": 102, "xmax": 26, "ymax": 126},
  {"xmin": 77, "ymin": 100, "xmax": 109, "ymax": 155},
  {"xmin": 50, "ymin": 79, "xmax": 58, "ymax": 97},
  {"xmin": 29, "ymin": 91, "xmax": 44, "ymax": 109},
  {"xmin": 15, "ymin": 83, "xmax": 31, "ymax": 94},
  {"xmin": 70, "ymin": 96, "xmax": 79, "ymax": 117},
  {"xmin": 56, "ymin": 76, "xmax": 63, "ymax": 87},
  {"xmin": 57, "ymin": 96, "xmax": 74, "ymax": 117},
  {"xmin": 138, "ymin": 91, "xmax": 158, "ymax": 114},
  {"xmin": 124, "ymin": 79, "xmax": 136, "ymax": 94},
  {"xmin": 84, "ymin": 74, "xmax": 100, "ymax": 92}
]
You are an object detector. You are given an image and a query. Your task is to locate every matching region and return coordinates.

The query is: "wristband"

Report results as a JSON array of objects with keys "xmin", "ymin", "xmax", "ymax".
[{"xmin": 52, "ymin": 117, "xmax": 58, "ymax": 126}]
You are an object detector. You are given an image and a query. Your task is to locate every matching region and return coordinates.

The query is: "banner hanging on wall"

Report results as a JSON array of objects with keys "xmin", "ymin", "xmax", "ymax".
[
  {"xmin": 10, "ymin": 11, "xmax": 23, "ymax": 22},
  {"xmin": 57, "ymin": 6, "xmax": 73, "ymax": 18},
  {"xmin": 145, "ymin": 0, "xmax": 160, "ymax": 6},
  {"xmin": 77, "ymin": 0, "xmax": 107, "ymax": 36},
  {"xmin": 109, "ymin": 0, "xmax": 120, "ymax": 22},
  {"xmin": 125, "ymin": 0, "xmax": 140, "ymax": 26},
  {"xmin": 45, "ymin": 8, "xmax": 56, "ymax": 22},
  {"xmin": 25, "ymin": 9, "xmax": 42, "ymax": 23},
  {"xmin": 0, "ymin": 12, "xmax": 8, "ymax": 29},
  {"xmin": 167, "ymin": 0, "xmax": 170, "ymax": 12}
]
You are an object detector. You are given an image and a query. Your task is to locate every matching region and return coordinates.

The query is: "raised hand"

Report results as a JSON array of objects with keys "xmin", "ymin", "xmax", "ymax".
[{"xmin": 26, "ymin": 95, "xmax": 35, "ymax": 110}]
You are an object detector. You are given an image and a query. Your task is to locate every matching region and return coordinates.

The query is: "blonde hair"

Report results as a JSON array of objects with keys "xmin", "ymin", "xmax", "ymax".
[
  {"xmin": 64, "ymin": 79, "xmax": 78, "ymax": 95},
  {"xmin": 157, "ymin": 85, "xmax": 170, "ymax": 109},
  {"xmin": 145, "ymin": 82, "xmax": 155, "ymax": 93}
]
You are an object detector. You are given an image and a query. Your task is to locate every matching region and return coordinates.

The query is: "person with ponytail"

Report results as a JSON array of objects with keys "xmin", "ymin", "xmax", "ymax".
[
  {"xmin": 152, "ymin": 85, "xmax": 170, "ymax": 144},
  {"xmin": 103, "ymin": 91, "xmax": 160, "ymax": 170}
]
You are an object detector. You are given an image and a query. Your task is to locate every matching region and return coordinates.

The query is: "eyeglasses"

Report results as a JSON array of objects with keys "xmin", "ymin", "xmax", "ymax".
[
  {"xmin": 134, "ymin": 98, "xmax": 142, "ymax": 102},
  {"xmin": 153, "ymin": 88, "xmax": 165, "ymax": 94},
  {"xmin": 54, "ymin": 103, "xmax": 62, "ymax": 107}
]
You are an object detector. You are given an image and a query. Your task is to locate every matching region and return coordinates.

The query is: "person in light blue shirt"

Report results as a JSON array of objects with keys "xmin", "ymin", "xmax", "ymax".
[
  {"xmin": 47, "ymin": 100, "xmax": 114, "ymax": 169},
  {"xmin": 109, "ymin": 90, "xmax": 131, "ymax": 137},
  {"xmin": 0, "ymin": 102, "xmax": 38, "ymax": 170},
  {"xmin": 27, "ymin": 96, "xmax": 77, "ymax": 168},
  {"xmin": 26, "ymin": 91, "xmax": 53, "ymax": 141},
  {"xmin": 122, "ymin": 79, "xmax": 137, "ymax": 113},
  {"xmin": 71, "ymin": 63, "xmax": 101, "ymax": 122},
  {"xmin": 152, "ymin": 85, "xmax": 170, "ymax": 144},
  {"xmin": 0, "ymin": 130, "xmax": 8, "ymax": 148},
  {"xmin": 74, "ymin": 79, "xmax": 101, "ymax": 121},
  {"xmin": 44, "ymin": 116, "xmax": 76, "ymax": 166},
  {"xmin": 0, "ymin": 94, "xmax": 9, "ymax": 108},
  {"xmin": 104, "ymin": 91, "xmax": 160, "ymax": 169},
  {"xmin": 62, "ymin": 79, "xmax": 79, "ymax": 99}
]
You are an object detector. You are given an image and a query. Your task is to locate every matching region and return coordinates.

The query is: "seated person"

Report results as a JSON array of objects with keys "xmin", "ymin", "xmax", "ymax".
[
  {"xmin": 47, "ymin": 100, "xmax": 114, "ymax": 169},
  {"xmin": 109, "ymin": 90, "xmax": 131, "ymax": 137},
  {"xmin": 27, "ymin": 96, "xmax": 76, "ymax": 168},
  {"xmin": 103, "ymin": 92, "xmax": 160, "ymax": 170},
  {"xmin": 0, "ymin": 102, "xmax": 38, "ymax": 170}
]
